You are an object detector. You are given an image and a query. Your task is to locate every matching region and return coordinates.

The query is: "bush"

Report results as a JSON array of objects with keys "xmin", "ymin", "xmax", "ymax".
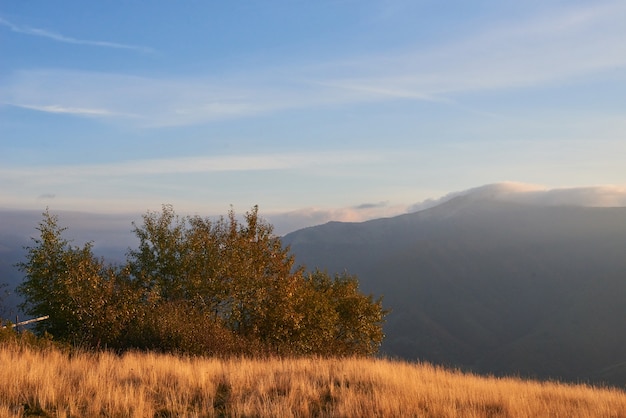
[{"xmin": 122, "ymin": 300, "xmax": 257, "ymax": 356}]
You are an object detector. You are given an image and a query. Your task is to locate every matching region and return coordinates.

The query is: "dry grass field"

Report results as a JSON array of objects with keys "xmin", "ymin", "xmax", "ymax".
[{"xmin": 1, "ymin": 343, "xmax": 625, "ymax": 417}]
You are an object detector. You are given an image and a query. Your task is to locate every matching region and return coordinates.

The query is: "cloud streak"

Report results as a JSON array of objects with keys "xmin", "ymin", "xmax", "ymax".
[
  {"xmin": 0, "ymin": 17, "xmax": 154, "ymax": 53},
  {"xmin": 267, "ymin": 203, "xmax": 409, "ymax": 235},
  {"xmin": 11, "ymin": 103, "xmax": 134, "ymax": 117},
  {"xmin": 324, "ymin": 2, "xmax": 626, "ymax": 98},
  {"xmin": 0, "ymin": 151, "xmax": 382, "ymax": 182},
  {"xmin": 3, "ymin": 2, "xmax": 625, "ymax": 127},
  {"xmin": 2, "ymin": 70, "xmax": 281, "ymax": 127},
  {"xmin": 0, "ymin": 150, "xmax": 397, "ymax": 223}
]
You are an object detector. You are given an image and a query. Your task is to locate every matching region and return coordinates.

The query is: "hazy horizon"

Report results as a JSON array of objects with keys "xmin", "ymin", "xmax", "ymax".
[{"xmin": 3, "ymin": 182, "xmax": 626, "ymax": 237}]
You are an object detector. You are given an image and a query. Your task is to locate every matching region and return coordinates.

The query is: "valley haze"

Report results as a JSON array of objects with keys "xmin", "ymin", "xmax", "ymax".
[{"xmin": 2, "ymin": 182, "xmax": 625, "ymax": 281}]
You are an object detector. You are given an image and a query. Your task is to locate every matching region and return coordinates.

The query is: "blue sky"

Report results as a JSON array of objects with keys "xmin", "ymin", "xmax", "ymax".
[{"xmin": 2, "ymin": 1, "xmax": 626, "ymax": 233}]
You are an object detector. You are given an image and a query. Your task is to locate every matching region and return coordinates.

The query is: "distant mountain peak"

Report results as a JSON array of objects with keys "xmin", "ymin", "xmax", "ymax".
[
  {"xmin": 283, "ymin": 194, "xmax": 626, "ymax": 386},
  {"xmin": 409, "ymin": 182, "xmax": 626, "ymax": 213}
]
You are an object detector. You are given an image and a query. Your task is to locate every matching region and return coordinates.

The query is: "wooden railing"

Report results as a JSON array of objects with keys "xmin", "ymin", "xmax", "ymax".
[{"xmin": 1, "ymin": 315, "xmax": 49, "ymax": 330}]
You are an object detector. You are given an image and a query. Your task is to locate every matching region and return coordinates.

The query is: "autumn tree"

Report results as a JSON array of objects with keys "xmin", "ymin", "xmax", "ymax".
[
  {"xmin": 16, "ymin": 210, "xmax": 138, "ymax": 347},
  {"xmin": 126, "ymin": 205, "xmax": 307, "ymax": 352},
  {"xmin": 17, "ymin": 206, "xmax": 388, "ymax": 356},
  {"xmin": 292, "ymin": 270, "xmax": 386, "ymax": 356}
]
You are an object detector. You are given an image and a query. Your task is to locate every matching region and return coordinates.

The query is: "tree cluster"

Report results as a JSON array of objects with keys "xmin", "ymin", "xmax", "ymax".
[{"xmin": 16, "ymin": 206, "xmax": 387, "ymax": 356}]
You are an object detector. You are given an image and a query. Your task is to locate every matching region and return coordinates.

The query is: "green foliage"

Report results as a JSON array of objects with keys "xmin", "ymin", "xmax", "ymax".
[
  {"xmin": 16, "ymin": 209, "xmax": 139, "ymax": 347},
  {"xmin": 293, "ymin": 270, "xmax": 387, "ymax": 356},
  {"xmin": 16, "ymin": 209, "xmax": 84, "ymax": 337},
  {"xmin": 126, "ymin": 205, "xmax": 308, "ymax": 353},
  {"xmin": 16, "ymin": 206, "xmax": 388, "ymax": 356},
  {"xmin": 0, "ymin": 323, "xmax": 60, "ymax": 352}
]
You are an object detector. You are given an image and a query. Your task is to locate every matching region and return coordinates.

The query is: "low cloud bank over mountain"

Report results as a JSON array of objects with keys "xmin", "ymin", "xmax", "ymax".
[
  {"xmin": 409, "ymin": 182, "xmax": 626, "ymax": 212},
  {"xmin": 270, "ymin": 183, "xmax": 626, "ymax": 235}
]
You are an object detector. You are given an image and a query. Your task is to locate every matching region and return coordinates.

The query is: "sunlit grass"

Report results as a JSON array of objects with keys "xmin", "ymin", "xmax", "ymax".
[{"xmin": 1, "ymin": 343, "xmax": 625, "ymax": 417}]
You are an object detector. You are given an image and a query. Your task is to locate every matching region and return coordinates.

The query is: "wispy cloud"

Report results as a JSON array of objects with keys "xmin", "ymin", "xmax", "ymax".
[
  {"xmin": 354, "ymin": 201, "xmax": 388, "ymax": 210},
  {"xmin": 0, "ymin": 151, "xmax": 391, "ymax": 221},
  {"xmin": 0, "ymin": 16, "xmax": 154, "ymax": 53},
  {"xmin": 2, "ymin": 70, "xmax": 278, "ymax": 127},
  {"xmin": 2, "ymin": 2, "xmax": 625, "ymax": 127},
  {"xmin": 37, "ymin": 193, "xmax": 56, "ymax": 200},
  {"xmin": 324, "ymin": 2, "xmax": 626, "ymax": 98},
  {"xmin": 10, "ymin": 103, "xmax": 134, "ymax": 117},
  {"xmin": 267, "ymin": 203, "xmax": 409, "ymax": 235},
  {"xmin": 0, "ymin": 151, "xmax": 382, "ymax": 181}
]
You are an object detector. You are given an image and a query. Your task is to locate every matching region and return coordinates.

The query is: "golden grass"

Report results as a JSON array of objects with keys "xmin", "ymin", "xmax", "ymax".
[{"xmin": 1, "ymin": 344, "xmax": 625, "ymax": 417}]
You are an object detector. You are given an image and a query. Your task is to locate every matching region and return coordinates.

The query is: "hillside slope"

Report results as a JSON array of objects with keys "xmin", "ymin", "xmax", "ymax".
[
  {"xmin": 2, "ymin": 343, "xmax": 626, "ymax": 417},
  {"xmin": 283, "ymin": 195, "xmax": 626, "ymax": 386}
]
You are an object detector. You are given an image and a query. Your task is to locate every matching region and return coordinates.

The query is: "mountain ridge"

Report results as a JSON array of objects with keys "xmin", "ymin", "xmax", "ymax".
[{"xmin": 283, "ymin": 194, "xmax": 626, "ymax": 387}]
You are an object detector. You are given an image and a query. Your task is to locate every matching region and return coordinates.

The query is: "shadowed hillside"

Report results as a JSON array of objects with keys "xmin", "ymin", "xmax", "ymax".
[{"xmin": 283, "ymin": 194, "xmax": 626, "ymax": 387}]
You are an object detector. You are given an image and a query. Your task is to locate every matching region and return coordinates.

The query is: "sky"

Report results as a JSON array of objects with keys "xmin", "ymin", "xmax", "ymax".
[{"xmin": 2, "ymin": 1, "xmax": 626, "ymax": 234}]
